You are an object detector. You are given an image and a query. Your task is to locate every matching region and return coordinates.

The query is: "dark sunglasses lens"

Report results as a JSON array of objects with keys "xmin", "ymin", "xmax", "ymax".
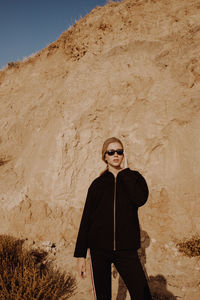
[
  {"xmin": 117, "ymin": 149, "xmax": 124, "ymax": 155},
  {"xmin": 107, "ymin": 149, "xmax": 124, "ymax": 156},
  {"xmin": 107, "ymin": 150, "xmax": 115, "ymax": 156}
]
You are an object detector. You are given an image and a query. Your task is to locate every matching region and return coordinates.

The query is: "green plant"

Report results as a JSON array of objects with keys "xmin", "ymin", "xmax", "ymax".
[{"xmin": 0, "ymin": 235, "xmax": 76, "ymax": 299}]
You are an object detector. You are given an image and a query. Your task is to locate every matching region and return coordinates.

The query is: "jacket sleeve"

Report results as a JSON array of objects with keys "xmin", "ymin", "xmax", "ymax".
[
  {"xmin": 73, "ymin": 184, "xmax": 93, "ymax": 258},
  {"xmin": 123, "ymin": 170, "xmax": 149, "ymax": 207},
  {"xmin": 133, "ymin": 171, "xmax": 149, "ymax": 207}
]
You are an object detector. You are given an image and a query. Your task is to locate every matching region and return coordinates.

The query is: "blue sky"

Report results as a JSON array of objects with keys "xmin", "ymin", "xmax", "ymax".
[{"xmin": 0, "ymin": 0, "xmax": 109, "ymax": 69}]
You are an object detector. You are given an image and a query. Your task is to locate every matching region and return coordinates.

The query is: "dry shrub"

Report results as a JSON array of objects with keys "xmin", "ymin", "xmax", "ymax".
[
  {"xmin": 7, "ymin": 62, "xmax": 19, "ymax": 69},
  {"xmin": 176, "ymin": 235, "xmax": 200, "ymax": 257},
  {"xmin": 0, "ymin": 235, "xmax": 76, "ymax": 299}
]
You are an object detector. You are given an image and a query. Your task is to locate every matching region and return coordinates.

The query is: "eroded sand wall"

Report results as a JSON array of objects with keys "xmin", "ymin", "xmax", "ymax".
[{"xmin": 0, "ymin": 0, "xmax": 200, "ymax": 298}]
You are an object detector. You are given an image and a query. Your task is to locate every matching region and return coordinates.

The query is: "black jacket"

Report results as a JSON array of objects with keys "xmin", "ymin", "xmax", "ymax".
[{"xmin": 74, "ymin": 168, "xmax": 149, "ymax": 258}]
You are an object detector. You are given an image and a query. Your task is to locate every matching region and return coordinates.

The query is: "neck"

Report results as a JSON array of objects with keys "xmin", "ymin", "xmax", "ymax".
[{"xmin": 108, "ymin": 165, "xmax": 123, "ymax": 177}]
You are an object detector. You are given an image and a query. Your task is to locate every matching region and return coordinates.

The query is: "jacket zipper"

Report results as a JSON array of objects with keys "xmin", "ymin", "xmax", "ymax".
[{"xmin": 114, "ymin": 177, "xmax": 117, "ymax": 251}]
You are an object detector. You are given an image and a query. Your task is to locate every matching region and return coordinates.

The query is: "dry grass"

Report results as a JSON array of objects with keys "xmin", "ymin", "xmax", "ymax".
[
  {"xmin": 0, "ymin": 235, "xmax": 76, "ymax": 299},
  {"xmin": 176, "ymin": 235, "xmax": 200, "ymax": 257},
  {"xmin": 7, "ymin": 62, "xmax": 20, "ymax": 69}
]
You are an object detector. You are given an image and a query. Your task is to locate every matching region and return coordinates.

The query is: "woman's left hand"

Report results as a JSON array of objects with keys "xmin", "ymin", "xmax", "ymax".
[{"xmin": 77, "ymin": 257, "xmax": 86, "ymax": 279}]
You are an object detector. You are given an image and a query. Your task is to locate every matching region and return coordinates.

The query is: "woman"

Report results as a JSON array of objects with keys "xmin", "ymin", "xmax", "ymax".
[{"xmin": 74, "ymin": 137, "xmax": 152, "ymax": 300}]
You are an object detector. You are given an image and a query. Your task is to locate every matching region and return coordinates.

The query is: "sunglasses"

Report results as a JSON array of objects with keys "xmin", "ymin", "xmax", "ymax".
[{"xmin": 106, "ymin": 149, "xmax": 124, "ymax": 156}]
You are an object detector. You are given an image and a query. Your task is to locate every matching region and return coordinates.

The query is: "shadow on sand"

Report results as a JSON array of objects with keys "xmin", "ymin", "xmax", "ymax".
[{"xmin": 113, "ymin": 230, "xmax": 177, "ymax": 300}]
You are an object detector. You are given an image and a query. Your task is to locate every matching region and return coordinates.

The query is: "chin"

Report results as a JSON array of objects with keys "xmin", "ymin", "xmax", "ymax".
[{"xmin": 112, "ymin": 163, "xmax": 121, "ymax": 168}]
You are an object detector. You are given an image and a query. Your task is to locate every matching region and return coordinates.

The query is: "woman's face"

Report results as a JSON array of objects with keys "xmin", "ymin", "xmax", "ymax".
[{"xmin": 105, "ymin": 142, "xmax": 124, "ymax": 168}]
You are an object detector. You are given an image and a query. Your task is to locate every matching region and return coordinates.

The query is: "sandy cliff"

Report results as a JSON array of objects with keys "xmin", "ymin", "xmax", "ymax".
[{"xmin": 0, "ymin": 0, "xmax": 200, "ymax": 299}]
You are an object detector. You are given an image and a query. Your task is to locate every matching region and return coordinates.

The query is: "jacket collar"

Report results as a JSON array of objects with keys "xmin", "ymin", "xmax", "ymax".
[{"xmin": 102, "ymin": 167, "xmax": 130, "ymax": 178}]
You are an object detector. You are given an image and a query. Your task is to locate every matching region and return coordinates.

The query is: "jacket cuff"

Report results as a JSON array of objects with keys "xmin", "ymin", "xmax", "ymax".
[{"xmin": 73, "ymin": 249, "xmax": 87, "ymax": 258}]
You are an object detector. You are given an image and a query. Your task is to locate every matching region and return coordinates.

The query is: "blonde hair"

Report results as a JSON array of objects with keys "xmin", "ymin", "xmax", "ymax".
[{"xmin": 102, "ymin": 137, "xmax": 124, "ymax": 163}]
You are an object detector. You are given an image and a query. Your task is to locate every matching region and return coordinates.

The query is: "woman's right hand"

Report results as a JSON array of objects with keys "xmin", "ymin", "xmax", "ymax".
[{"xmin": 77, "ymin": 257, "xmax": 86, "ymax": 279}]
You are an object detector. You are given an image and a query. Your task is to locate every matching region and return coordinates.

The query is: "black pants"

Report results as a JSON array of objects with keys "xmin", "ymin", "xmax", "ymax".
[{"xmin": 89, "ymin": 249, "xmax": 152, "ymax": 300}]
